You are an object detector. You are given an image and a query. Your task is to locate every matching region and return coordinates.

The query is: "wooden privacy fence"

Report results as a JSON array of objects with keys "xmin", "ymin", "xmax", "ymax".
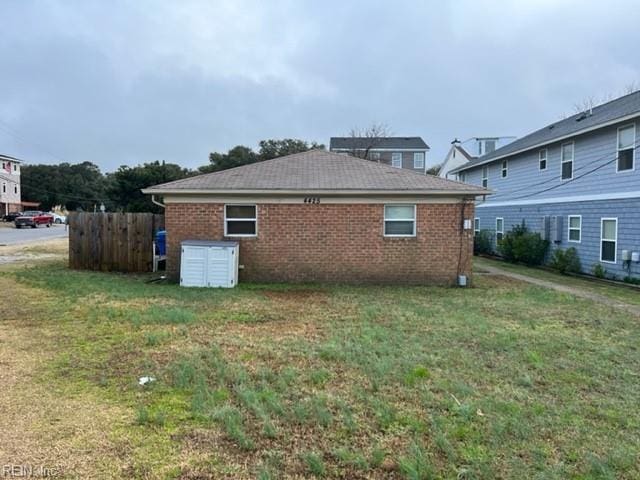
[{"xmin": 69, "ymin": 212, "xmax": 164, "ymax": 272}]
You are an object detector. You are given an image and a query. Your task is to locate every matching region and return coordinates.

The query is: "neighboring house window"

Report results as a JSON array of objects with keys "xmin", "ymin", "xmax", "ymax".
[
  {"xmin": 370, "ymin": 151, "xmax": 381, "ymax": 161},
  {"xmin": 413, "ymin": 152, "xmax": 425, "ymax": 169},
  {"xmin": 600, "ymin": 218, "xmax": 617, "ymax": 263},
  {"xmin": 13, "ymin": 163, "xmax": 17, "ymax": 172},
  {"xmin": 474, "ymin": 218, "xmax": 480, "ymax": 236},
  {"xmin": 568, "ymin": 215, "xmax": 581, "ymax": 243},
  {"xmin": 391, "ymin": 152, "xmax": 402, "ymax": 168},
  {"xmin": 485, "ymin": 139, "xmax": 496, "ymax": 154},
  {"xmin": 561, "ymin": 142, "xmax": 574, "ymax": 180},
  {"xmin": 617, "ymin": 124, "xmax": 635, "ymax": 172},
  {"xmin": 14, "ymin": 185, "xmax": 18, "ymax": 194},
  {"xmin": 501, "ymin": 160, "xmax": 508, "ymax": 178},
  {"xmin": 482, "ymin": 166, "xmax": 488, "ymax": 188},
  {"xmin": 458, "ymin": 172, "xmax": 466, "ymax": 182},
  {"xmin": 224, "ymin": 204, "xmax": 257, "ymax": 236},
  {"xmin": 539, "ymin": 149, "xmax": 547, "ymax": 170},
  {"xmin": 1, "ymin": 182, "xmax": 5, "ymax": 194},
  {"xmin": 384, "ymin": 205, "xmax": 416, "ymax": 237},
  {"xmin": 496, "ymin": 217, "xmax": 504, "ymax": 242}
]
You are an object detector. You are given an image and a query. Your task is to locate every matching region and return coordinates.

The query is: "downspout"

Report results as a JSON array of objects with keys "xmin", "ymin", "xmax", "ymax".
[{"xmin": 151, "ymin": 195, "xmax": 166, "ymax": 209}]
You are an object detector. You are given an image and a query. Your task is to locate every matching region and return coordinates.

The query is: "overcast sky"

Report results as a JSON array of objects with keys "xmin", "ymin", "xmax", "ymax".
[{"xmin": 1, "ymin": 0, "xmax": 639, "ymax": 172}]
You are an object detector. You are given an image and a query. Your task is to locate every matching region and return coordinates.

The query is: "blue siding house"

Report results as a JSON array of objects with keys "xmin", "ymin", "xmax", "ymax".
[{"xmin": 451, "ymin": 91, "xmax": 640, "ymax": 279}]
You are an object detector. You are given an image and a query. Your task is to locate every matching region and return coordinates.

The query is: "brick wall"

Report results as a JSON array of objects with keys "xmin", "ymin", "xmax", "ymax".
[{"xmin": 165, "ymin": 202, "xmax": 474, "ymax": 285}]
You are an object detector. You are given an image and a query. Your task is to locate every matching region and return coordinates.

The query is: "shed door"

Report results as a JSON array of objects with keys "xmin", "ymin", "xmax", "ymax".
[
  {"xmin": 181, "ymin": 246, "xmax": 207, "ymax": 287},
  {"xmin": 207, "ymin": 247, "xmax": 231, "ymax": 287}
]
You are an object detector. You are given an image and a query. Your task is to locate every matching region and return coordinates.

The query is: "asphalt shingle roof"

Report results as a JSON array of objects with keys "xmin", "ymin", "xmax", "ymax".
[
  {"xmin": 330, "ymin": 136, "xmax": 429, "ymax": 150},
  {"xmin": 453, "ymin": 90, "xmax": 640, "ymax": 172},
  {"xmin": 144, "ymin": 150, "xmax": 485, "ymax": 195}
]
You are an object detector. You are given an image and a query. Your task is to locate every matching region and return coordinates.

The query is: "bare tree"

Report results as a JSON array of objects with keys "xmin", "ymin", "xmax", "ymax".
[
  {"xmin": 573, "ymin": 96, "xmax": 595, "ymax": 114},
  {"xmin": 347, "ymin": 122, "xmax": 392, "ymax": 160},
  {"xmin": 623, "ymin": 81, "xmax": 639, "ymax": 95}
]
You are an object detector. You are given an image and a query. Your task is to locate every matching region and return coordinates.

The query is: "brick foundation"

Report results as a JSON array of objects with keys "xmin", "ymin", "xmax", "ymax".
[{"xmin": 165, "ymin": 202, "xmax": 474, "ymax": 285}]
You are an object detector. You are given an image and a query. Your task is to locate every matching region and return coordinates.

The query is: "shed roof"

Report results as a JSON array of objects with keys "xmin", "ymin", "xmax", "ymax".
[{"xmin": 143, "ymin": 150, "xmax": 487, "ymax": 196}]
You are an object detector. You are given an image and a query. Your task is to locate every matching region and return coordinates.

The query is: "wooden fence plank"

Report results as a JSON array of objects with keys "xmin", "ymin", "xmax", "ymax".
[{"xmin": 68, "ymin": 212, "xmax": 162, "ymax": 273}]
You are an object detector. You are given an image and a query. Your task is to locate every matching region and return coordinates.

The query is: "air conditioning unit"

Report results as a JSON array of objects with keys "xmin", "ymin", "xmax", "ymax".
[{"xmin": 180, "ymin": 240, "xmax": 239, "ymax": 288}]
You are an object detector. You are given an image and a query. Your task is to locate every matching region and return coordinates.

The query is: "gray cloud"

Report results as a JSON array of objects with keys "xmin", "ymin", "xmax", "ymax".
[{"xmin": 0, "ymin": 0, "xmax": 638, "ymax": 171}]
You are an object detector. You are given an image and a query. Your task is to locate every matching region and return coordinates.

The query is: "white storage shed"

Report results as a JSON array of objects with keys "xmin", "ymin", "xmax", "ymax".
[{"xmin": 180, "ymin": 240, "xmax": 239, "ymax": 288}]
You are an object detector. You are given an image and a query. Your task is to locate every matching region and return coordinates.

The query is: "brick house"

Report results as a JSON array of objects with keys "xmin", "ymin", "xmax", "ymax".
[
  {"xmin": 143, "ymin": 150, "xmax": 488, "ymax": 285},
  {"xmin": 330, "ymin": 137, "xmax": 430, "ymax": 173}
]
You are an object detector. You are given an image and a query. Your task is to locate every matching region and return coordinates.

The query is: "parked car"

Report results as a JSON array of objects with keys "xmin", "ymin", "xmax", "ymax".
[
  {"xmin": 48, "ymin": 212, "xmax": 67, "ymax": 224},
  {"xmin": 14, "ymin": 211, "xmax": 54, "ymax": 228},
  {"xmin": 2, "ymin": 211, "xmax": 22, "ymax": 222}
]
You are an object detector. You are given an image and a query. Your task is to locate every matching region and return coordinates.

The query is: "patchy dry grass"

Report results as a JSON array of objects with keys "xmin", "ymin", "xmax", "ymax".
[{"xmin": 0, "ymin": 248, "xmax": 639, "ymax": 479}]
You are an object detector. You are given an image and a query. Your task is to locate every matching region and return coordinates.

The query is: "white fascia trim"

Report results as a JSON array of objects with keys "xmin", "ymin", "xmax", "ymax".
[
  {"xmin": 143, "ymin": 188, "xmax": 488, "ymax": 196},
  {"xmin": 452, "ymin": 112, "xmax": 640, "ymax": 173},
  {"xmin": 476, "ymin": 190, "xmax": 640, "ymax": 208}
]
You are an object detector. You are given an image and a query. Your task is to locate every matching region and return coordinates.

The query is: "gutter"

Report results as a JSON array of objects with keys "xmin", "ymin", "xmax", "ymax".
[
  {"xmin": 451, "ymin": 112, "xmax": 640, "ymax": 174},
  {"xmin": 141, "ymin": 187, "xmax": 491, "ymax": 197}
]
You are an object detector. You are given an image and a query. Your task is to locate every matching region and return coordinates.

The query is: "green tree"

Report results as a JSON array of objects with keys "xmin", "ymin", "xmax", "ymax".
[
  {"xmin": 106, "ymin": 161, "xmax": 192, "ymax": 213},
  {"xmin": 20, "ymin": 162, "xmax": 107, "ymax": 211},
  {"xmin": 258, "ymin": 138, "xmax": 324, "ymax": 160},
  {"xmin": 199, "ymin": 139, "xmax": 324, "ymax": 173}
]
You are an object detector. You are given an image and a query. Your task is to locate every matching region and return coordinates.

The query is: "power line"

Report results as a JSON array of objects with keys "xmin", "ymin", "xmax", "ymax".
[
  {"xmin": 0, "ymin": 118, "xmax": 71, "ymax": 164},
  {"xmin": 488, "ymin": 141, "xmax": 639, "ymax": 201}
]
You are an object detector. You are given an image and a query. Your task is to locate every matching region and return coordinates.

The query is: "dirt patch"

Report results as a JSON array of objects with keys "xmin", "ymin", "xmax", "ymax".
[
  {"xmin": 0, "ymin": 237, "xmax": 68, "ymax": 264},
  {"xmin": 262, "ymin": 289, "xmax": 329, "ymax": 303}
]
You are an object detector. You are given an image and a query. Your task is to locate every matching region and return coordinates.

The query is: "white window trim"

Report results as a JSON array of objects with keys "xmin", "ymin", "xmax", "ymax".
[
  {"xmin": 567, "ymin": 215, "xmax": 581, "ymax": 243},
  {"xmin": 474, "ymin": 217, "xmax": 480, "ymax": 235},
  {"xmin": 501, "ymin": 159, "xmax": 508, "ymax": 178},
  {"xmin": 599, "ymin": 217, "xmax": 617, "ymax": 264},
  {"xmin": 383, "ymin": 204, "xmax": 416, "ymax": 237},
  {"xmin": 616, "ymin": 123, "xmax": 635, "ymax": 173},
  {"xmin": 539, "ymin": 149, "xmax": 547, "ymax": 171},
  {"xmin": 224, "ymin": 204, "xmax": 258, "ymax": 237},
  {"xmin": 560, "ymin": 142, "xmax": 574, "ymax": 181},
  {"xmin": 496, "ymin": 217, "xmax": 504, "ymax": 240},
  {"xmin": 391, "ymin": 152, "xmax": 402, "ymax": 168},
  {"xmin": 482, "ymin": 166, "xmax": 488, "ymax": 188},
  {"xmin": 413, "ymin": 152, "xmax": 425, "ymax": 169}
]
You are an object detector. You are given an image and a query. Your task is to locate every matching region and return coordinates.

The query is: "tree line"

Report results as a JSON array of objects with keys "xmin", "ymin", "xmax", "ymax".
[{"xmin": 20, "ymin": 139, "xmax": 324, "ymax": 213}]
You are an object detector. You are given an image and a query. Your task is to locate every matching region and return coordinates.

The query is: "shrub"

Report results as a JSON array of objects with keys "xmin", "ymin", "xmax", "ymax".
[
  {"xmin": 593, "ymin": 263, "xmax": 607, "ymax": 279},
  {"xmin": 473, "ymin": 230, "xmax": 493, "ymax": 255},
  {"xmin": 549, "ymin": 247, "xmax": 581, "ymax": 274},
  {"xmin": 623, "ymin": 276, "xmax": 640, "ymax": 285},
  {"xmin": 498, "ymin": 222, "xmax": 548, "ymax": 265}
]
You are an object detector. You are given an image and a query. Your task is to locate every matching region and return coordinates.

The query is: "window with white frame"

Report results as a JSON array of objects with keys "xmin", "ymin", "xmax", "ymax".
[
  {"xmin": 561, "ymin": 142, "xmax": 574, "ymax": 180},
  {"xmin": 482, "ymin": 166, "xmax": 488, "ymax": 188},
  {"xmin": 617, "ymin": 124, "xmax": 635, "ymax": 172},
  {"xmin": 458, "ymin": 172, "xmax": 466, "ymax": 182},
  {"xmin": 539, "ymin": 149, "xmax": 547, "ymax": 170},
  {"xmin": 391, "ymin": 152, "xmax": 402, "ymax": 168},
  {"xmin": 370, "ymin": 151, "xmax": 381, "ymax": 161},
  {"xmin": 474, "ymin": 218, "xmax": 480, "ymax": 235},
  {"xmin": 224, "ymin": 205, "xmax": 257, "ymax": 236},
  {"xmin": 496, "ymin": 217, "xmax": 504, "ymax": 242},
  {"xmin": 384, "ymin": 205, "xmax": 416, "ymax": 237},
  {"xmin": 600, "ymin": 218, "xmax": 617, "ymax": 263},
  {"xmin": 568, "ymin": 215, "xmax": 581, "ymax": 242},
  {"xmin": 13, "ymin": 163, "xmax": 18, "ymax": 172},
  {"xmin": 501, "ymin": 160, "xmax": 508, "ymax": 178},
  {"xmin": 485, "ymin": 139, "xmax": 496, "ymax": 153},
  {"xmin": 413, "ymin": 152, "xmax": 425, "ymax": 169}
]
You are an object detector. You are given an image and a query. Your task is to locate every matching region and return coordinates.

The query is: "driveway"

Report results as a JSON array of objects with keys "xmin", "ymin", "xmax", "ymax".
[{"xmin": 0, "ymin": 223, "xmax": 68, "ymax": 245}]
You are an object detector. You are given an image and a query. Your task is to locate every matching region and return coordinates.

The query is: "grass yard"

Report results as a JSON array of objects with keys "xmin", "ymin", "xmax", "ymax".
[{"xmin": 0, "ymin": 250, "xmax": 639, "ymax": 479}]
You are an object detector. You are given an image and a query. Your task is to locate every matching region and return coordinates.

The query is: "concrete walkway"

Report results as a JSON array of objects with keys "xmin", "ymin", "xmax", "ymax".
[{"xmin": 480, "ymin": 264, "xmax": 640, "ymax": 317}]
